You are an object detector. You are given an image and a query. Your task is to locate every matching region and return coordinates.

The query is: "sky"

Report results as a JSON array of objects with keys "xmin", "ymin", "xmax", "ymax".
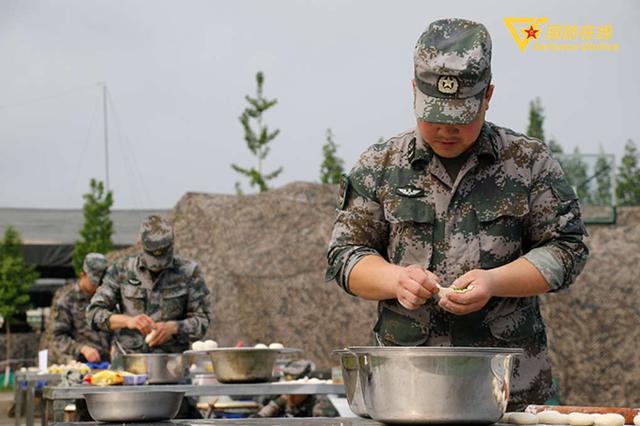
[{"xmin": 1, "ymin": 0, "xmax": 638, "ymax": 209}]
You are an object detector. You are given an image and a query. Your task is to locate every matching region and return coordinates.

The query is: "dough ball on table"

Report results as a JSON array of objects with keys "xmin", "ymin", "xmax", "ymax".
[
  {"xmin": 508, "ymin": 412, "xmax": 538, "ymax": 425},
  {"xmin": 593, "ymin": 413, "xmax": 624, "ymax": 426},
  {"xmin": 500, "ymin": 412, "xmax": 511, "ymax": 423},
  {"xmin": 538, "ymin": 410, "xmax": 569, "ymax": 424},
  {"xmin": 203, "ymin": 340, "xmax": 218, "ymax": 350},
  {"xmin": 254, "ymin": 343, "xmax": 268, "ymax": 349},
  {"xmin": 569, "ymin": 412, "xmax": 595, "ymax": 426},
  {"xmin": 268, "ymin": 342, "xmax": 284, "ymax": 349},
  {"xmin": 634, "ymin": 413, "xmax": 640, "ymax": 426},
  {"xmin": 192, "ymin": 341, "xmax": 206, "ymax": 351}
]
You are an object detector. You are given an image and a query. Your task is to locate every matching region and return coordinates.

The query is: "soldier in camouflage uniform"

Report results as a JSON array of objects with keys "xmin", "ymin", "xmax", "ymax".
[
  {"xmin": 51, "ymin": 253, "xmax": 111, "ymax": 363},
  {"xmin": 326, "ymin": 19, "xmax": 588, "ymax": 410},
  {"xmin": 87, "ymin": 215, "xmax": 211, "ymax": 353}
]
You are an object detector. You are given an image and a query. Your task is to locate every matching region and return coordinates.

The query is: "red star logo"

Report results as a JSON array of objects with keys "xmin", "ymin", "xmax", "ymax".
[{"xmin": 524, "ymin": 25, "xmax": 540, "ymax": 39}]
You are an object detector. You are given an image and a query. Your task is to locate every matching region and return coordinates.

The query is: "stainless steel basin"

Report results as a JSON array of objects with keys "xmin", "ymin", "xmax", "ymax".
[
  {"xmin": 121, "ymin": 353, "xmax": 185, "ymax": 384},
  {"xmin": 349, "ymin": 346, "xmax": 522, "ymax": 424},
  {"xmin": 334, "ymin": 349, "xmax": 369, "ymax": 418},
  {"xmin": 206, "ymin": 347, "xmax": 300, "ymax": 383},
  {"xmin": 84, "ymin": 390, "xmax": 184, "ymax": 422}
]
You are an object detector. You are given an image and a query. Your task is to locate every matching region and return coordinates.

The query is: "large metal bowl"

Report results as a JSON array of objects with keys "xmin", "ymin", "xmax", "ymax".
[
  {"xmin": 206, "ymin": 347, "xmax": 300, "ymax": 383},
  {"xmin": 84, "ymin": 390, "xmax": 184, "ymax": 422},
  {"xmin": 121, "ymin": 353, "xmax": 185, "ymax": 384},
  {"xmin": 349, "ymin": 346, "xmax": 523, "ymax": 424},
  {"xmin": 334, "ymin": 349, "xmax": 369, "ymax": 418}
]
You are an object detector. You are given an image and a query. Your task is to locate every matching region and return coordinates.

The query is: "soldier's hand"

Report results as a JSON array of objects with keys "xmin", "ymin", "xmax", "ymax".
[
  {"xmin": 80, "ymin": 346, "xmax": 101, "ymax": 363},
  {"xmin": 126, "ymin": 314, "xmax": 156, "ymax": 335},
  {"xmin": 395, "ymin": 265, "xmax": 440, "ymax": 310},
  {"xmin": 147, "ymin": 321, "xmax": 178, "ymax": 347},
  {"xmin": 438, "ymin": 269, "xmax": 494, "ymax": 315}
]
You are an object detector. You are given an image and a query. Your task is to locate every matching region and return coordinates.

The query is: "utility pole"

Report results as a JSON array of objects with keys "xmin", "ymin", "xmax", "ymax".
[{"xmin": 102, "ymin": 82, "xmax": 110, "ymax": 192}]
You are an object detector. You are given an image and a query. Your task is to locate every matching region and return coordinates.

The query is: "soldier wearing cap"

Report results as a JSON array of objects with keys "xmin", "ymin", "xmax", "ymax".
[
  {"xmin": 87, "ymin": 215, "xmax": 211, "ymax": 353},
  {"xmin": 51, "ymin": 253, "xmax": 111, "ymax": 363},
  {"xmin": 327, "ymin": 19, "xmax": 588, "ymax": 409}
]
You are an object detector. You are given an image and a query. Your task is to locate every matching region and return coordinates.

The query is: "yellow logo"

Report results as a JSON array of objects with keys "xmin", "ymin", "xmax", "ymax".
[{"xmin": 503, "ymin": 17, "xmax": 619, "ymax": 52}]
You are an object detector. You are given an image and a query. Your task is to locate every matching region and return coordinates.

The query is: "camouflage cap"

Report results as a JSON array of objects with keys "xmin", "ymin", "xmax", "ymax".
[
  {"xmin": 139, "ymin": 215, "xmax": 174, "ymax": 270},
  {"xmin": 414, "ymin": 18, "xmax": 492, "ymax": 124},
  {"xmin": 82, "ymin": 253, "xmax": 108, "ymax": 286}
]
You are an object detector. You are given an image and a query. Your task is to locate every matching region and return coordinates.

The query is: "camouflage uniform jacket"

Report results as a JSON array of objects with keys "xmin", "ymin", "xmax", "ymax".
[
  {"xmin": 327, "ymin": 122, "xmax": 588, "ymax": 408},
  {"xmin": 87, "ymin": 254, "xmax": 212, "ymax": 353},
  {"xmin": 51, "ymin": 282, "xmax": 112, "ymax": 363}
]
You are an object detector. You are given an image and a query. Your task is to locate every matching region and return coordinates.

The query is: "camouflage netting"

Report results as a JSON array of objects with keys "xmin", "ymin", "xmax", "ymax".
[{"xmin": 40, "ymin": 182, "xmax": 640, "ymax": 406}]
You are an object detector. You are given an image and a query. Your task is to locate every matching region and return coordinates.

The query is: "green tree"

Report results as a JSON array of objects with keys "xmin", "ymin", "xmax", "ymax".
[
  {"xmin": 72, "ymin": 179, "xmax": 114, "ymax": 276},
  {"xmin": 0, "ymin": 226, "xmax": 38, "ymax": 362},
  {"xmin": 592, "ymin": 149, "xmax": 613, "ymax": 206},
  {"xmin": 526, "ymin": 98, "xmax": 563, "ymax": 154},
  {"xmin": 527, "ymin": 97, "xmax": 545, "ymax": 142},
  {"xmin": 560, "ymin": 148, "xmax": 592, "ymax": 204},
  {"xmin": 319, "ymin": 129, "xmax": 345, "ymax": 184},
  {"xmin": 232, "ymin": 71, "xmax": 282, "ymax": 193},
  {"xmin": 616, "ymin": 139, "xmax": 640, "ymax": 206}
]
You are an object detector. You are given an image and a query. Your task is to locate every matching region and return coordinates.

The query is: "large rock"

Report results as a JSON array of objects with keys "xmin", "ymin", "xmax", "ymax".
[{"xmin": 170, "ymin": 182, "xmax": 376, "ymax": 369}]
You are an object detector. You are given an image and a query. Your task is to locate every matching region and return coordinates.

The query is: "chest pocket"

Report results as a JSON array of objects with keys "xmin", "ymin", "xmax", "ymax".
[
  {"xmin": 161, "ymin": 286, "xmax": 188, "ymax": 320},
  {"xmin": 383, "ymin": 196, "xmax": 435, "ymax": 268},
  {"xmin": 475, "ymin": 192, "xmax": 529, "ymax": 269},
  {"xmin": 121, "ymin": 285, "xmax": 147, "ymax": 315}
]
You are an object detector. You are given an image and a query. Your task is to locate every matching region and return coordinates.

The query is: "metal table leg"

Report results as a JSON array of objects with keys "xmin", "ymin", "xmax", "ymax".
[
  {"xmin": 25, "ymin": 380, "xmax": 34, "ymax": 426},
  {"xmin": 13, "ymin": 376, "xmax": 22, "ymax": 426}
]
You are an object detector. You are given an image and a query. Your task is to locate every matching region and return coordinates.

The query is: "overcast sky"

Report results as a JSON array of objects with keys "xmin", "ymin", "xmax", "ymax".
[{"xmin": 1, "ymin": 0, "xmax": 638, "ymax": 209}]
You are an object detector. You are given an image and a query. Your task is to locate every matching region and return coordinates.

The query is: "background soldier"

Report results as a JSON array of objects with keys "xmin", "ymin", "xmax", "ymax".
[
  {"xmin": 87, "ymin": 215, "xmax": 211, "ymax": 353},
  {"xmin": 51, "ymin": 253, "xmax": 110, "ymax": 363},
  {"xmin": 327, "ymin": 18, "xmax": 588, "ymax": 410}
]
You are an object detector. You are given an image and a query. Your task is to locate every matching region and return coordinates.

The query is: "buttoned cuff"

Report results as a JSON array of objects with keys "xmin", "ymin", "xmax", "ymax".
[{"xmin": 523, "ymin": 248, "xmax": 565, "ymax": 291}]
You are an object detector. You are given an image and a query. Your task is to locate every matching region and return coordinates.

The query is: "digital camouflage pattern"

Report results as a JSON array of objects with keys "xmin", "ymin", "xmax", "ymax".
[
  {"xmin": 51, "ymin": 282, "xmax": 112, "ymax": 363},
  {"xmin": 82, "ymin": 253, "xmax": 108, "ymax": 285},
  {"xmin": 87, "ymin": 254, "xmax": 211, "ymax": 353},
  {"xmin": 139, "ymin": 215, "xmax": 175, "ymax": 270},
  {"xmin": 414, "ymin": 19, "xmax": 492, "ymax": 125},
  {"xmin": 326, "ymin": 122, "xmax": 589, "ymax": 409}
]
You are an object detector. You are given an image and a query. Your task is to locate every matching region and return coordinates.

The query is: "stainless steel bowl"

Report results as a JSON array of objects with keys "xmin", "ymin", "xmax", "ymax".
[
  {"xmin": 207, "ymin": 347, "xmax": 300, "ymax": 383},
  {"xmin": 349, "ymin": 346, "xmax": 522, "ymax": 424},
  {"xmin": 183, "ymin": 350, "xmax": 215, "ymax": 376},
  {"xmin": 334, "ymin": 349, "xmax": 369, "ymax": 418},
  {"xmin": 84, "ymin": 390, "xmax": 184, "ymax": 422},
  {"xmin": 121, "ymin": 353, "xmax": 185, "ymax": 384}
]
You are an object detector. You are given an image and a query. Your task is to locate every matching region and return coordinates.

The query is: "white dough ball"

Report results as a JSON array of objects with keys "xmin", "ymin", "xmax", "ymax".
[
  {"xmin": 269, "ymin": 342, "xmax": 284, "ymax": 349},
  {"xmin": 254, "ymin": 343, "xmax": 268, "ymax": 349},
  {"xmin": 145, "ymin": 329, "xmax": 158, "ymax": 344},
  {"xmin": 633, "ymin": 413, "xmax": 640, "ymax": 426},
  {"xmin": 538, "ymin": 410, "xmax": 569, "ymax": 425},
  {"xmin": 568, "ymin": 412, "xmax": 595, "ymax": 426},
  {"xmin": 192, "ymin": 341, "xmax": 206, "ymax": 351},
  {"xmin": 203, "ymin": 340, "xmax": 218, "ymax": 350},
  {"xmin": 500, "ymin": 413, "xmax": 511, "ymax": 424},
  {"xmin": 508, "ymin": 412, "xmax": 538, "ymax": 425},
  {"xmin": 593, "ymin": 413, "xmax": 624, "ymax": 426}
]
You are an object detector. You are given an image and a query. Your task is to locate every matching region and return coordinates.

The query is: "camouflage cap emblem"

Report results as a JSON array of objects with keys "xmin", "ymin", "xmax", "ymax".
[{"xmin": 437, "ymin": 75, "xmax": 459, "ymax": 94}]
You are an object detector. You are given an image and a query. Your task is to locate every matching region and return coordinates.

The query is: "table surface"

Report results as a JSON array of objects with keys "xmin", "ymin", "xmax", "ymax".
[
  {"xmin": 43, "ymin": 382, "xmax": 345, "ymax": 399},
  {"xmin": 50, "ymin": 419, "xmax": 383, "ymax": 426}
]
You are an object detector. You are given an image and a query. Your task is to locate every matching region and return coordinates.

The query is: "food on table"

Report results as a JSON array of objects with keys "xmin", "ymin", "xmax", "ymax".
[
  {"xmin": 85, "ymin": 370, "xmax": 131, "ymax": 386},
  {"xmin": 254, "ymin": 343, "xmax": 268, "ymax": 349},
  {"xmin": 593, "ymin": 413, "xmax": 624, "ymax": 426},
  {"xmin": 192, "ymin": 341, "xmax": 206, "ymax": 351},
  {"xmin": 203, "ymin": 340, "xmax": 218, "ymax": 350},
  {"xmin": 47, "ymin": 361, "xmax": 90, "ymax": 374},
  {"xmin": 505, "ymin": 412, "xmax": 538, "ymax": 424},
  {"xmin": 634, "ymin": 413, "xmax": 640, "ymax": 426},
  {"xmin": 569, "ymin": 412, "xmax": 595, "ymax": 426},
  {"xmin": 268, "ymin": 342, "xmax": 284, "ymax": 349},
  {"xmin": 538, "ymin": 410, "xmax": 569, "ymax": 424}
]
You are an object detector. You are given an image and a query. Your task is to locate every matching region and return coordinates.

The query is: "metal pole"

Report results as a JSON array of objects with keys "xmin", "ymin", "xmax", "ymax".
[{"xmin": 102, "ymin": 82, "xmax": 110, "ymax": 192}]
